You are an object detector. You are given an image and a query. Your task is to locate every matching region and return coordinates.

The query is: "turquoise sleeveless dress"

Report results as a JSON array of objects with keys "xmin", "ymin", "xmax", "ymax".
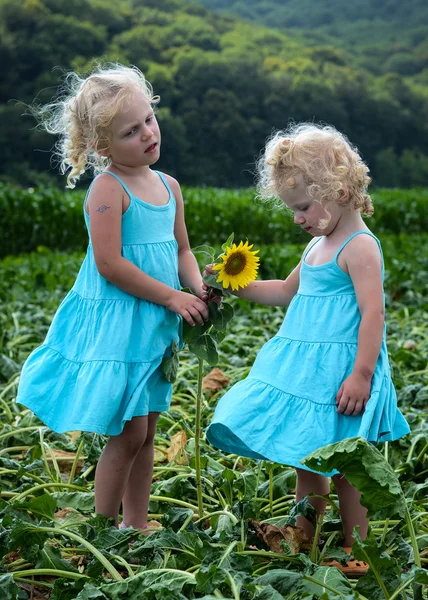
[
  {"xmin": 17, "ymin": 171, "xmax": 181, "ymax": 435},
  {"xmin": 206, "ymin": 231, "xmax": 410, "ymax": 474}
]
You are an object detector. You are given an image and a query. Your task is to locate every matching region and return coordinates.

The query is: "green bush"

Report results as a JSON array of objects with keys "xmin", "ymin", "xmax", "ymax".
[{"xmin": 2, "ymin": 182, "xmax": 428, "ymax": 257}]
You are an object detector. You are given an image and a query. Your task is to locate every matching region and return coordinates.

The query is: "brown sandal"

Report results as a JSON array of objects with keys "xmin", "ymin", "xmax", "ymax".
[{"xmin": 324, "ymin": 547, "xmax": 369, "ymax": 578}]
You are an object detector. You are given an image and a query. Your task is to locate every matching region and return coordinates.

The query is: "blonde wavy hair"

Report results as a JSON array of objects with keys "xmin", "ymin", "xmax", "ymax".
[
  {"xmin": 256, "ymin": 123, "xmax": 373, "ymax": 217},
  {"xmin": 32, "ymin": 64, "xmax": 159, "ymax": 188}
]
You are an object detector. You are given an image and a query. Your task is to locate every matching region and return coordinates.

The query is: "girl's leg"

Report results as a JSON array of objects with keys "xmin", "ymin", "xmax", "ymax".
[
  {"xmin": 94, "ymin": 416, "xmax": 148, "ymax": 525},
  {"xmin": 332, "ymin": 474, "xmax": 368, "ymax": 546},
  {"xmin": 295, "ymin": 468, "xmax": 330, "ymax": 540},
  {"xmin": 121, "ymin": 412, "xmax": 160, "ymax": 529}
]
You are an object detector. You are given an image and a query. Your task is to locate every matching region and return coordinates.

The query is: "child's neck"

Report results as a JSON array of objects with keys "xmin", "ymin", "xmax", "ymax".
[{"xmin": 327, "ymin": 210, "xmax": 367, "ymax": 240}]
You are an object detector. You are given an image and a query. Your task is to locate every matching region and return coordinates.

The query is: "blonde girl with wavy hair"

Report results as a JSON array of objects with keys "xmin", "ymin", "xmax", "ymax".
[
  {"xmin": 206, "ymin": 123, "xmax": 409, "ymax": 577},
  {"xmin": 17, "ymin": 64, "xmax": 210, "ymax": 532}
]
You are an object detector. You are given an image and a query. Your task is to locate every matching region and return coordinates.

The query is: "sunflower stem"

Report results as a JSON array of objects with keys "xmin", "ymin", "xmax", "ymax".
[{"xmin": 195, "ymin": 357, "xmax": 204, "ymax": 518}]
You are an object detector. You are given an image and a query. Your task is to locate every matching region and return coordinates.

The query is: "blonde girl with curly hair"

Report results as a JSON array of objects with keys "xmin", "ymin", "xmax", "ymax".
[
  {"xmin": 206, "ymin": 123, "xmax": 409, "ymax": 577},
  {"xmin": 17, "ymin": 64, "xmax": 210, "ymax": 531}
]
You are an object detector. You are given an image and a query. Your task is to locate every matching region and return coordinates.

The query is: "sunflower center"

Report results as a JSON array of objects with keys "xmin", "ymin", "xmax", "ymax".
[{"xmin": 224, "ymin": 252, "xmax": 247, "ymax": 276}]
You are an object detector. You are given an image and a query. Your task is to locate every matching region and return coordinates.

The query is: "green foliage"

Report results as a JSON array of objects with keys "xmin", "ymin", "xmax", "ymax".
[
  {"xmin": 0, "ymin": 233, "xmax": 427, "ymax": 597},
  {"xmin": 2, "ymin": 183, "xmax": 428, "ymax": 257}
]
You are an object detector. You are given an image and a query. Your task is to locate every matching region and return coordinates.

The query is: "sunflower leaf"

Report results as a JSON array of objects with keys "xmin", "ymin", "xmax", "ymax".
[
  {"xmin": 221, "ymin": 233, "xmax": 234, "ymax": 252},
  {"xmin": 188, "ymin": 334, "xmax": 218, "ymax": 366}
]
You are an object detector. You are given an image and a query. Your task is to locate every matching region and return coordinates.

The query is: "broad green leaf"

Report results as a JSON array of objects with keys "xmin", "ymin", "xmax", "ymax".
[
  {"xmin": 161, "ymin": 351, "xmax": 180, "ymax": 383},
  {"xmin": 188, "ymin": 333, "xmax": 218, "ymax": 365},
  {"xmin": 99, "ymin": 569, "xmax": 196, "ymax": 599},
  {"xmin": 76, "ymin": 584, "xmax": 108, "ymax": 599},
  {"xmin": 52, "ymin": 492, "xmax": 95, "ymax": 512},
  {"xmin": 192, "ymin": 245, "xmax": 215, "ymax": 262},
  {"xmin": 254, "ymin": 569, "xmax": 302, "ymax": 595},
  {"xmin": 300, "ymin": 566, "xmax": 352, "ymax": 596},
  {"xmin": 302, "ymin": 437, "xmax": 405, "ymax": 517},
  {"xmin": 253, "ymin": 586, "xmax": 284, "ymax": 600},
  {"xmin": 208, "ymin": 301, "xmax": 234, "ymax": 331},
  {"xmin": 287, "ymin": 496, "xmax": 317, "ymax": 526},
  {"xmin": 13, "ymin": 493, "xmax": 56, "ymax": 520},
  {"xmin": 0, "ymin": 574, "xmax": 19, "ymax": 600},
  {"xmin": 36, "ymin": 543, "xmax": 79, "ymax": 573},
  {"xmin": 353, "ymin": 531, "xmax": 402, "ymax": 600}
]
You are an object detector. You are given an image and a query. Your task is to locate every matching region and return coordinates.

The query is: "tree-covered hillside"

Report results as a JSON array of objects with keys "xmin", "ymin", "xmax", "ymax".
[
  {"xmin": 191, "ymin": 0, "xmax": 428, "ymax": 81},
  {"xmin": 1, "ymin": 0, "xmax": 428, "ymax": 188}
]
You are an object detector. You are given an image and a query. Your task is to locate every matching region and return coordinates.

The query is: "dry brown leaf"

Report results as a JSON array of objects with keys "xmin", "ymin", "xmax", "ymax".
[
  {"xmin": 167, "ymin": 430, "xmax": 188, "ymax": 465},
  {"xmin": 250, "ymin": 520, "xmax": 311, "ymax": 554},
  {"xmin": 202, "ymin": 368, "xmax": 230, "ymax": 394},
  {"xmin": 69, "ymin": 431, "xmax": 81, "ymax": 442},
  {"xmin": 154, "ymin": 448, "xmax": 168, "ymax": 464}
]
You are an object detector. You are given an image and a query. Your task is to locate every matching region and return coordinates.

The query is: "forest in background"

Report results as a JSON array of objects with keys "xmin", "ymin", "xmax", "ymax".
[{"xmin": 1, "ymin": 0, "xmax": 428, "ymax": 188}]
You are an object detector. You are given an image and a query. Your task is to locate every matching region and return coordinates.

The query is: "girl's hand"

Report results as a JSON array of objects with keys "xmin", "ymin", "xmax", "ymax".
[
  {"xmin": 203, "ymin": 264, "xmax": 222, "ymax": 305},
  {"xmin": 167, "ymin": 290, "xmax": 209, "ymax": 326},
  {"xmin": 336, "ymin": 373, "xmax": 371, "ymax": 416}
]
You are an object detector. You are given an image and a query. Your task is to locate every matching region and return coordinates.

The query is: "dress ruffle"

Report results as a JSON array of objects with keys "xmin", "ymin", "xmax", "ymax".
[
  {"xmin": 18, "ymin": 345, "xmax": 172, "ymax": 435},
  {"xmin": 206, "ymin": 337, "xmax": 410, "ymax": 476}
]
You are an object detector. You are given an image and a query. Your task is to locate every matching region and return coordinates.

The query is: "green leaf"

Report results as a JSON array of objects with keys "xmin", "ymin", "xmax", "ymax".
[
  {"xmin": 287, "ymin": 496, "xmax": 317, "ymax": 526},
  {"xmin": 36, "ymin": 543, "xmax": 79, "ymax": 572},
  {"xmin": 302, "ymin": 437, "xmax": 406, "ymax": 517},
  {"xmin": 235, "ymin": 469, "xmax": 258, "ymax": 501},
  {"xmin": 254, "ymin": 569, "xmax": 303, "ymax": 596},
  {"xmin": 75, "ymin": 584, "xmax": 108, "ymax": 599},
  {"xmin": 161, "ymin": 351, "xmax": 180, "ymax": 383},
  {"xmin": 208, "ymin": 301, "xmax": 234, "ymax": 331},
  {"xmin": 188, "ymin": 334, "xmax": 218, "ymax": 366},
  {"xmin": 253, "ymin": 586, "xmax": 284, "ymax": 600},
  {"xmin": 221, "ymin": 233, "xmax": 235, "ymax": 252},
  {"xmin": 300, "ymin": 566, "xmax": 352, "ymax": 596},
  {"xmin": 99, "ymin": 569, "xmax": 196, "ymax": 599},
  {"xmin": 353, "ymin": 531, "xmax": 402, "ymax": 600},
  {"xmin": 13, "ymin": 493, "xmax": 57, "ymax": 520},
  {"xmin": 52, "ymin": 491, "xmax": 95, "ymax": 512},
  {"xmin": 0, "ymin": 574, "xmax": 19, "ymax": 600},
  {"xmin": 192, "ymin": 245, "xmax": 216, "ymax": 263}
]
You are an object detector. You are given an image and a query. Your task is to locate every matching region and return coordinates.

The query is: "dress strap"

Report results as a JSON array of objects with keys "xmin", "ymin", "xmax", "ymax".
[
  {"xmin": 302, "ymin": 237, "xmax": 322, "ymax": 260},
  {"xmin": 334, "ymin": 230, "xmax": 384, "ymax": 273},
  {"xmin": 100, "ymin": 171, "xmax": 134, "ymax": 197},
  {"xmin": 156, "ymin": 171, "xmax": 175, "ymax": 202}
]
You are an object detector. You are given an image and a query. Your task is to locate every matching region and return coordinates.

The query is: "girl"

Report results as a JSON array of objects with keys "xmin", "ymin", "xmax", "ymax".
[
  {"xmin": 17, "ymin": 64, "xmax": 209, "ymax": 531},
  {"xmin": 206, "ymin": 124, "xmax": 410, "ymax": 576}
]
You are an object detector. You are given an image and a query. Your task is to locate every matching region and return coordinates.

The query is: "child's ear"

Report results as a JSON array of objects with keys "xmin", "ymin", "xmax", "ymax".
[{"xmin": 91, "ymin": 140, "xmax": 110, "ymax": 158}]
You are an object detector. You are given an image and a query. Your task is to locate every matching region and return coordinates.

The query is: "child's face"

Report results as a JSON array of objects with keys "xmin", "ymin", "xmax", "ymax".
[
  {"xmin": 106, "ymin": 92, "xmax": 161, "ymax": 168},
  {"xmin": 279, "ymin": 176, "xmax": 342, "ymax": 236}
]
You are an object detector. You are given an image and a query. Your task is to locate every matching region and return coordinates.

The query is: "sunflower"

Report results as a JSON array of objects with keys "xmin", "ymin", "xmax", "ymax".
[{"xmin": 212, "ymin": 240, "xmax": 260, "ymax": 291}]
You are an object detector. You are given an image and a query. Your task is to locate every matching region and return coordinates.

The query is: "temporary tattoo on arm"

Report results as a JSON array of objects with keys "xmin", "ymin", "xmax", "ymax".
[{"xmin": 96, "ymin": 204, "xmax": 111, "ymax": 213}]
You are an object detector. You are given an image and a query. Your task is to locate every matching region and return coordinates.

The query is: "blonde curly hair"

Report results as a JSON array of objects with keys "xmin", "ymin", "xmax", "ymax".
[
  {"xmin": 256, "ymin": 123, "xmax": 373, "ymax": 216},
  {"xmin": 32, "ymin": 64, "xmax": 159, "ymax": 188}
]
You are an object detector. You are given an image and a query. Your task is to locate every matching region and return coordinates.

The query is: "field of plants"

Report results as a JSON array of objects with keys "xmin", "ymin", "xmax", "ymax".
[{"xmin": 0, "ymin": 185, "xmax": 427, "ymax": 599}]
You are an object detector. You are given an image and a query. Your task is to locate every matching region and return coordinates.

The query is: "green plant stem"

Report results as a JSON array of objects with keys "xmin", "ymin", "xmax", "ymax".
[
  {"xmin": 0, "ymin": 426, "xmax": 41, "ymax": 442},
  {"xmin": 26, "ymin": 527, "xmax": 123, "ymax": 581},
  {"xmin": 404, "ymin": 504, "xmax": 421, "ymax": 567},
  {"xmin": 194, "ymin": 510, "xmax": 238, "ymax": 526},
  {"xmin": 226, "ymin": 571, "xmax": 241, "ymax": 600},
  {"xmin": 310, "ymin": 513, "xmax": 324, "ymax": 563},
  {"xmin": 68, "ymin": 438, "xmax": 85, "ymax": 484},
  {"xmin": 149, "ymin": 495, "xmax": 199, "ymax": 512},
  {"xmin": 11, "ymin": 568, "xmax": 88, "ymax": 581},
  {"xmin": 0, "ymin": 446, "xmax": 30, "ymax": 457},
  {"xmin": 269, "ymin": 464, "xmax": 273, "ymax": 518},
  {"xmin": 11, "ymin": 482, "xmax": 88, "ymax": 502},
  {"xmin": 195, "ymin": 357, "xmax": 204, "ymax": 517}
]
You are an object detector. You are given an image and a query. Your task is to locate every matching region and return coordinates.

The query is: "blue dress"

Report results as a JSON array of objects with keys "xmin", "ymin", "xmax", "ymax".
[
  {"xmin": 206, "ymin": 231, "xmax": 410, "ymax": 474},
  {"xmin": 17, "ymin": 171, "xmax": 181, "ymax": 435}
]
